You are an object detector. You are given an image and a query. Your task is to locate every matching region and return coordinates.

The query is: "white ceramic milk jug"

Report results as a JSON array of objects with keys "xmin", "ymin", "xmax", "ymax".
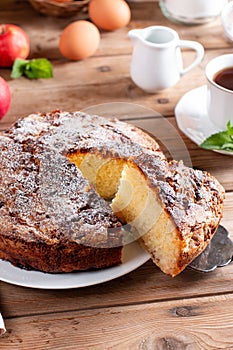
[{"xmin": 128, "ymin": 26, "xmax": 204, "ymax": 93}]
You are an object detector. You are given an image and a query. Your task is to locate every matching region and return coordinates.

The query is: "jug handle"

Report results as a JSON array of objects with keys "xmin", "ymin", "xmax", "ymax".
[{"xmin": 178, "ymin": 40, "xmax": 204, "ymax": 76}]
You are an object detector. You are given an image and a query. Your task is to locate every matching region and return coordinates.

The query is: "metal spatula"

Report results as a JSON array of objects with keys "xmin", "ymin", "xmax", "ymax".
[{"xmin": 189, "ymin": 225, "xmax": 233, "ymax": 272}]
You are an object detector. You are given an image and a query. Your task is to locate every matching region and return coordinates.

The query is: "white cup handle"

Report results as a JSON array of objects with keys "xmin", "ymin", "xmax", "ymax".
[{"xmin": 178, "ymin": 40, "xmax": 204, "ymax": 75}]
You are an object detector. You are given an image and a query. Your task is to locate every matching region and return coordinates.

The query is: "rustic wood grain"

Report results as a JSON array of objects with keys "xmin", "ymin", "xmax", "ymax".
[
  {"xmin": 1, "ymin": 294, "xmax": 233, "ymax": 349},
  {"xmin": 1, "ymin": 260, "xmax": 233, "ymax": 320},
  {"xmin": 1, "ymin": 47, "xmax": 233, "ymax": 126}
]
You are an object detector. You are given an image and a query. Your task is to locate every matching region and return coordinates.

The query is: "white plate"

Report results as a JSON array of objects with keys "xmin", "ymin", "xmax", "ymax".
[
  {"xmin": 175, "ymin": 85, "xmax": 233, "ymax": 156},
  {"xmin": 0, "ymin": 242, "xmax": 150, "ymax": 289}
]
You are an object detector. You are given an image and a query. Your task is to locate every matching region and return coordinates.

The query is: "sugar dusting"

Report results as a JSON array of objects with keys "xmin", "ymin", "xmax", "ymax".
[{"xmin": 0, "ymin": 110, "xmax": 225, "ymax": 250}]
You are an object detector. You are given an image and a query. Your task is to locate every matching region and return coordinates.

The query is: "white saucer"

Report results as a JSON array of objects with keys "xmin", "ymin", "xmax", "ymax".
[{"xmin": 175, "ymin": 85, "xmax": 233, "ymax": 156}]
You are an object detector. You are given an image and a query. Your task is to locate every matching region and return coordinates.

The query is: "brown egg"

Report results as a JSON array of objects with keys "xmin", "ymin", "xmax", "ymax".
[
  {"xmin": 88, "ymin": 0, "xmax": 131, "ymax": 31},
  {"xmin": 59, "ymin": 20, "xmax": 100, "ymax": 60}
]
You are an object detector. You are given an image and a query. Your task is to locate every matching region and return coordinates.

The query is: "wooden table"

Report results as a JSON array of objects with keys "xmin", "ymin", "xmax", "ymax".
[{"xmin": 1, "ymin": 1, "xmax": 233, "ymax": 348}]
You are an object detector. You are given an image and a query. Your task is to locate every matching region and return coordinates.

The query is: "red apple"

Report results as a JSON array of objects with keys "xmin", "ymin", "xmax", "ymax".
[
  {"xmin": 0, "ymin": 24, "xmax": 30, "ymax": 67},
  {"xmin": 0, "ymin": 77, "xmax": 11, "ymax": 119}
]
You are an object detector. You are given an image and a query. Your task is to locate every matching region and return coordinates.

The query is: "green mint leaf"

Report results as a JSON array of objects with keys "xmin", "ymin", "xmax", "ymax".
[
  {"xmin": 24, "ymin": 58, "xmax": 53, "ymax": 79},
  {"xmin": 227, "ymin": 121, "xmax": 233, "ymax": 136},
  {"xmin": 11, "ymin": 58, "xmax": 28, "ymax": 79},
  {"xmin": 200, "ymin": 131, "xmax": 232, "ymax": 150},
  {"xmin": 11, "ymin": 58, "xmax": 53, "ymax": 79},
  {"xmin": 200, "ymin": 121, "xmax": 233, "ymax": 152},
  {"xmin": 221, "ymin": 142, "xmax": 233, "ymax": 150}
]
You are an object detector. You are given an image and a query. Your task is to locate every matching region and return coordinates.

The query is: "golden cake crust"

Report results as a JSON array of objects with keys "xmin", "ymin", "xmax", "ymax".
[
  {"xmin": 0, "ymin": 110, "xmax": 225, "ymax": 275},
  {"xmin": 134, "ymin": 158, "xmax": 224, "ymax": 275},
  {"xmin": 0, "ymin": 110, "xmax": 164, "ymax": 273}
]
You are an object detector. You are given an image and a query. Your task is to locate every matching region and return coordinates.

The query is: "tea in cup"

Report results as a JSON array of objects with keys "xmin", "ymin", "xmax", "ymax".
[
  {"xmin": 160, "ymin": 0, "xmax": 228, "ymax": 24},
  {"xmin": 206, "ymin": 54, "xmax": 233, "ymax": 129},
  {"xmin": 128, "ymin": 26, "xmax": 204, "ymax": 93}
]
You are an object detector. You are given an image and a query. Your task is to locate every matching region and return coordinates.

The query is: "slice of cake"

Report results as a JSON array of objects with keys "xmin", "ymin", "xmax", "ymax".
[{"xmin": 112, "ymin": 159, "xmax": 224, "ymax": 276}]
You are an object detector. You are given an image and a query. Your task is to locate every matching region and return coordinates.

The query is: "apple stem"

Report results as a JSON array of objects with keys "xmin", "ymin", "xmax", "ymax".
[{"xmin": 0, "ymin": 24, "xmax": 6, "ymax": 35}]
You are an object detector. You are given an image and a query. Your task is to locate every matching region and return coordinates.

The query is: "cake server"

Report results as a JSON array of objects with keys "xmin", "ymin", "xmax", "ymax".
[{"xmin": 189, "ymin": 225, "xmax": 233, "ymax": 272}]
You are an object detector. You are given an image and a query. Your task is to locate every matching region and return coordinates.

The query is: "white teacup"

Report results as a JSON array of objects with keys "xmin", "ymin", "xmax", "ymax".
[
  {"xmin": 206, "ymin": 54, "xmax": 233, "ymax": 129},
  {"xmin": 160, "ymin": 0, "xmax": 228, "ymax": 24},
  {"xmin": 128, "ymin": 26, "xmax": 204, "ymax": 93}
]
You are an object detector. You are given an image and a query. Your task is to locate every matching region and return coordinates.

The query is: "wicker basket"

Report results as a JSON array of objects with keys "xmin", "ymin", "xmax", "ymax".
[{"xmin": 28, "ymin": 0, "xmax": 90, "ymax": 18}]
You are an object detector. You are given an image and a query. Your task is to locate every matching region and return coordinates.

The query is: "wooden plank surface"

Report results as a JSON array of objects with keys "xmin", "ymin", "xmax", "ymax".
[
  {"xmin": 0, "ymin": 53, "xmax": 206, "ymax": 121},
  {"xmin": 2, "ymin": 294, "xmax": 233, "ymax": 349},
  {"xmin": 0, "ymin": 0, "xmax": 233, "ymax": 348},
  {"xmin": 1, "ymin": 248, "xmax": 233, "ymax": 321},
  {"xmin": 1, "ymin": 48, "xmax": 233, "ymax": 124}
]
